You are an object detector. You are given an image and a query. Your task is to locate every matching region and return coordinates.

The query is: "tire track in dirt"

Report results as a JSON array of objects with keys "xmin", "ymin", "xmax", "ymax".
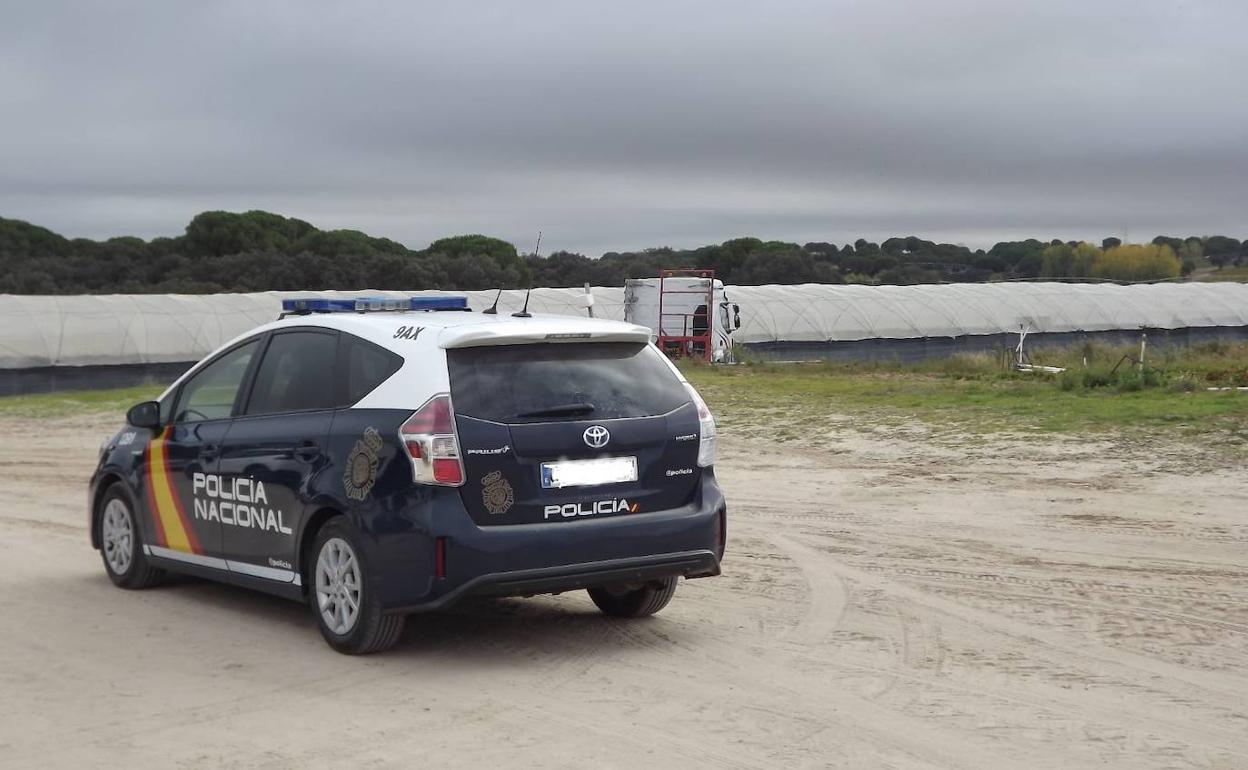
[
  {"xmin": 849, "ymin": 563, "xmax": 1248, "ymax": 605},
  {"xmin": 783, "ymin": 532, "xmax": 1248, "ymax": 747},
  {"xmin": 5, "ymin": 414, "xmax": 1247, "ymax": 768},
  {"xmin": 609, "ymin": 527, "xmax": 1052, "ymax": 768},
  {"xmin": 741, "ymin": 529, "xmax": 1248, "ymax": 759},
  {"xmin": 767, "ymin": 534, "xmax": 851, "ymax": 645},
  {"xmin": 717, "ymin": 489, "xmax": 1248, "ymax": 753}
]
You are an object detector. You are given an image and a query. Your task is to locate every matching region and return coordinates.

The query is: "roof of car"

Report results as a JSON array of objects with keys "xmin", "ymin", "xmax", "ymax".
[
  {"xmin": 256, "ymin": 310, "xmax": 653, "ymax": 351},
  {"xmin": 156, "ymin": 308, "xmax": 670, "ymax": 407}
]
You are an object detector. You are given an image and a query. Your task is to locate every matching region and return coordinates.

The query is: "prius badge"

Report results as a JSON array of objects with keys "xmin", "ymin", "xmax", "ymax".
[{"xmin": 583, "ymin": 425, "xmax": 610, "ymax": 449}]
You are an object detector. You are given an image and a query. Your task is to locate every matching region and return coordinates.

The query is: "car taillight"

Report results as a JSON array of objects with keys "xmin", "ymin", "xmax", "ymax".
[
  {"xmin": 400, "ymin": 394, "xmax": 464, "ymax": 486},
  {"xmin": 684, "ymin": 382, "xmax": 716, "ymax": 468}
]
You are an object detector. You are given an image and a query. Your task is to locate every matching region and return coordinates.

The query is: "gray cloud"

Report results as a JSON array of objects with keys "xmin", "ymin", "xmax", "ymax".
[{"xmin": 1, "ymin": 0, "xmax": 1245, "ymax": 254}]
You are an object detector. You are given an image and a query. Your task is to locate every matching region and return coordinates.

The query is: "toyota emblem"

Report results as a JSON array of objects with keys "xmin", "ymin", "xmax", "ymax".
[{"xmin": 583, "ymin": 425, "xmax": 610, "ymax": 449}]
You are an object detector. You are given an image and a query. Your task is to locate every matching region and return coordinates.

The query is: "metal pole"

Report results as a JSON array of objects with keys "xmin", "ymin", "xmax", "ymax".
[
  {"xmin": 705, "ymin": 278, "xmax": 714, "ymax": 363},
  {"xmin": 658, "ymin": 272, "xmax": 666, "ymax": 341}
]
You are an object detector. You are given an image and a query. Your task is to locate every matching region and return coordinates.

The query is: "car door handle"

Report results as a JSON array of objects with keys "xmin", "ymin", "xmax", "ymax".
[
  {"xmin": 199, "ymin": 444, "xmax": 220, "ymax": 462},
  {"xmin": 294, "ymin": 441, "xmax": 321, "ymax": 461}
]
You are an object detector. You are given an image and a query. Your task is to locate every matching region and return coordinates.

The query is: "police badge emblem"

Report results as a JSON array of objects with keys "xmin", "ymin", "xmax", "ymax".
[
  {"xmin": 343, "ymin": 427, "xmax": 383, "ymax": 501},
  {"xmin": 481, "ymin": 470, "xmax": 514, "ymax": 515}
]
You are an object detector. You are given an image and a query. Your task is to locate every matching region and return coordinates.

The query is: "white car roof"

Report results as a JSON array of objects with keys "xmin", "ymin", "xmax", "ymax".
[
  {"xmin": 256, "ymin": 310, "xmax": 652, "ymax": 352},
  {"xmin": 158, "ymin": 309, "xmax": 659, "ymax": 410}
]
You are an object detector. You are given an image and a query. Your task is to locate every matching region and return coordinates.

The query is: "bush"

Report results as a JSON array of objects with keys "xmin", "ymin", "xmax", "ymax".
[
  {"xmin": 1082, "ymin": 369, "xmax": 1114, "ymax": 389},
  {"xmin": 1116, "ymin": 369, "xmax": 1144, "ymax": 392},
  {"xmin": 1168, "ymin": 374, "xmax": 1200, "ymax": 393},
  {"xmin": 1204, "ymin": 369, "xmax": 1248, "ymax": 387},
  {"xmin": 1140, "ymin": 367, "xmax": 1167, "ymax": 389}
]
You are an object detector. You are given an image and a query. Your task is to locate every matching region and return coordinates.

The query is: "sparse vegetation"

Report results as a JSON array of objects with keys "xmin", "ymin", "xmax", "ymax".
[
  {"xmin": 686, "ymin": 341, "xmax": 1248, "ymax": 439},
  {"xmin": 0, "ymin": 386, "xmax": 161, "ymax": 419},
  {"xmin": 2, "ymin": 342, "xmax": 1246, "ymax": 443}
]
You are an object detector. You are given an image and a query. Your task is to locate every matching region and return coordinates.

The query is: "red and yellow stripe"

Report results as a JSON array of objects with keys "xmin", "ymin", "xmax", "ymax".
[{"xmin": 145, "ymin": 428, "xmax": 201, "ymax": 554}]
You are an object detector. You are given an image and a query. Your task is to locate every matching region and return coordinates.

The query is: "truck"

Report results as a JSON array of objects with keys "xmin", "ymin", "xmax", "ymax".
[{"xmin": 623, "ymin": 270, "xmax": 741, "ymax": 363}]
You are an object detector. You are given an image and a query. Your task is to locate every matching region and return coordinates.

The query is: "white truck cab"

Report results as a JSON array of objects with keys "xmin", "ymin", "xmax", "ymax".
[{"xmin": 623, "ymin": 275, "xmax": 741, "ymax": 362}]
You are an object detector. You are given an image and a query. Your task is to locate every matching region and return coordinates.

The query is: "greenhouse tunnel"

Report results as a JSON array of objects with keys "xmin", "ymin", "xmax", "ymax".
[{"xmin": 3, "ymin": 282, "xmax": 1248, "ymax": 395}]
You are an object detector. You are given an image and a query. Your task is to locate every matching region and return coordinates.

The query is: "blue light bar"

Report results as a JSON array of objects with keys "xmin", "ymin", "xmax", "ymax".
[
  {"xmin": 281, "ymin": 296, "xmax": 468, "ymax": 313},
  {"xmin": 404, "ymin": 296, "xmax": 469, "ymax": 311}
]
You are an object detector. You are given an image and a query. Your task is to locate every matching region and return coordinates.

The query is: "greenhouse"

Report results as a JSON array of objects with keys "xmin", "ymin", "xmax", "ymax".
[
  {"xmin": 727, "ymin": 282, "xmax": 1248, "ymax": 362},
  {"xmin": 2, "ymin": 282, "xmax": 1247, "ymax": 394}
]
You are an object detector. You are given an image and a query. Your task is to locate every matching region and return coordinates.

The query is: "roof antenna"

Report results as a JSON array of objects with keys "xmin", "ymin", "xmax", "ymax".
[
  {"xmin": 511, "ymin": 286, "xmax": 533, "ymax": 318},
  {"xmin": 510, "ymin": 230, "xmax": 540, "ymax": 319},
  {"xmin": 482, "ymin": 288, "xmax": 502, "ymax": 315}
]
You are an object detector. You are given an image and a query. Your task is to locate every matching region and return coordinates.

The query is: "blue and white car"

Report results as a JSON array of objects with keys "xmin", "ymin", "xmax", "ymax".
[{"xmin": 89, "ymin": 297, "xmax": 727, "ymax": 654}]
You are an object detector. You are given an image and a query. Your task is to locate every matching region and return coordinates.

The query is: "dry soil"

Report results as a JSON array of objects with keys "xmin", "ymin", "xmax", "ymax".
[{"xmin": 0, "ymin": 412, "xmax": 1245, "ymax": 769}]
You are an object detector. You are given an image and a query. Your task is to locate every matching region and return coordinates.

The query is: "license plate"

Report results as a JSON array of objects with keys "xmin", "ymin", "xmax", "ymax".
[{"xmin": 540, "ymin": 457, "xmax": 638, "ymax": 489}]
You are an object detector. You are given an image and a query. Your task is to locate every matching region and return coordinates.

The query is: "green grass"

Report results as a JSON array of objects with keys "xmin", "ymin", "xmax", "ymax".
[
  {"xmin": 3, "ymin": 340, "xmax": 1246, "ymax": 442},
  {"xmin": 0, "ymin": 386, "xmax": 163, "ymax": 419},
  {"xmin": 734, "ymin": 340, "xmax": 1248, "ymax": 387},
  {"xmin": 688, "ymin": 366, "xmax": 1246, "ymax": 435},
  {"xmin": 684, "ymin": 342, "xmax": 1248, "ymax": 439}
]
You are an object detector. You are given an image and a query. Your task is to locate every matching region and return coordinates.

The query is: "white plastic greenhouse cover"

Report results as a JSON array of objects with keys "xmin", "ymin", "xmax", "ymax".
[{"xmin": 2, "ymin": 282, "xmax": 1247, "ymax": 368}]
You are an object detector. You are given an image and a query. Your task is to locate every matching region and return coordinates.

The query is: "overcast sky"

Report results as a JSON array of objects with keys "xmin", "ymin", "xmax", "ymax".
[{"xmin": 2, "ymin": 0, "xmax": 1245, "ymax": 254}]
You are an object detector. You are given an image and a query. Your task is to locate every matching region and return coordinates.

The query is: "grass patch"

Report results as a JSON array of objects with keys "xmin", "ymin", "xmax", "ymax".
[
  {"xmin": 0, "ymin": 386, "xmax": 163, "ymax": 420},
  {"xmin": 2, "ymin": 341, "xmax": 1246, "ymax": 441},
  {"xmin": 734, "ymin": 340, "xmax": 1248, "ymax": 390},
  {"xmin": 685, "ymin": 343, "xmax": 1248, "ymax": 438}
]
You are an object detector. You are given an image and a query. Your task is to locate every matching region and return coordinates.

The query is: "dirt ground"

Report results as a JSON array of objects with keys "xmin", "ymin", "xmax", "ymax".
[{"xmin": 1, "ymin": 411, "xmax": 1246, "ymax": 769}]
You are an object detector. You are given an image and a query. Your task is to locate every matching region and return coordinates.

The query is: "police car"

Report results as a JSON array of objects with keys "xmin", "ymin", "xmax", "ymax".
[{"xmin": 89, "ymin": 296, "xmax": 726, "ymax": 654}]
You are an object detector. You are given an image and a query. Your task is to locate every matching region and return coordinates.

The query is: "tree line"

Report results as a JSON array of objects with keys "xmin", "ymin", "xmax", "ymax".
[{"xmin": 1, "ymin": 210, "xmax": 1244, "ymax": 294}]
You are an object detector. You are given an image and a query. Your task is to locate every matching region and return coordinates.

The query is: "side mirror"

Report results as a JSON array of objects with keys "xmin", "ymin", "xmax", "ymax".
[
  {"xmin": 126, "ymin": 401, "xmax": 161, "ymax": 430},
  {"xmin": 733, "ymin": 304, "xmax": 741, "ymax": 330}
]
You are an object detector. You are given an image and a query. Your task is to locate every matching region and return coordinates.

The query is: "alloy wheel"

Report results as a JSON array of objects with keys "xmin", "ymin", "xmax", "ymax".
[
  {"xmin": 315, "ymin": 537, "xmax": 362, "ymax": 635},
  {"xmin": 101, "ymin": 498, "xmax": 134, "ymax": 575}
]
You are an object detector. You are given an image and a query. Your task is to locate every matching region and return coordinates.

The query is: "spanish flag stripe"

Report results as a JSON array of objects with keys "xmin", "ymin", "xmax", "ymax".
[
  {"xmin": 147, "ymin": 430, "xmax": 197, "ymax": 554},
  {"xmin": 158, "ymin": 433, "xmax": 201, "ymax": 553},
  {"xmin": 144, "ymin": 442, "xmax": 168, "ymax": 547}
]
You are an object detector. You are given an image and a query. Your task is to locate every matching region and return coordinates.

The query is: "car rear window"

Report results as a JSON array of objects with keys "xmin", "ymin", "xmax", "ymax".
[{"xmin": 447, "ymin": 342, "xmax": 689, "ymax": 423}]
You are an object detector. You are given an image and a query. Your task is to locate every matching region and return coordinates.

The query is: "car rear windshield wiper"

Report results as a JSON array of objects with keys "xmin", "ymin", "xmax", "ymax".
[{"xmin": 513, "ymin": 402, "xmax": 596, "ymax": 419}]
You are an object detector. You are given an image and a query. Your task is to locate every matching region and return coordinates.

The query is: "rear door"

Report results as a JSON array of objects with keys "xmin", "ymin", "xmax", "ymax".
[
  {"xmin": 215, "ymin": 328, "xmax": 340, "ymax": 581},
  {"xmin": 448, "ymin": 342, "xmax": 701, "ymax": 526}
]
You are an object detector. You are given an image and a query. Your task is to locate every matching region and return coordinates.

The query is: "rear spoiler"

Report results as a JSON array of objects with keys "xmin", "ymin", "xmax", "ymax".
[{"xmin": 438, "ymin": 319, "xmax": 651, "ymax": 349}]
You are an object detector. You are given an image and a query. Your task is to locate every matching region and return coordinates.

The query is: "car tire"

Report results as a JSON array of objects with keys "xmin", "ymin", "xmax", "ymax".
[
  {"xmin": 588, "ymin": 577, "xmax": 679, "ymax": 618},
  {"xmin": 98, "ymin": 484, "xmax": 164, "ymax": 589},
  {"xmin": 309, "ymin": 519, "xmax": 405, "ymax": 655}
]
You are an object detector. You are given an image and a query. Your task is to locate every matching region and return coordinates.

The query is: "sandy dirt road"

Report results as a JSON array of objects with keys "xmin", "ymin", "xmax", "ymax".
[{"xmin": 0, "ymin": 411, "xmax": 1246, "ymax": 769}]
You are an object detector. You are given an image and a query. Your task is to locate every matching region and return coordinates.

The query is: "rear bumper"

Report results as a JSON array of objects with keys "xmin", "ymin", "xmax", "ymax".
[
  {"xmin": 391, "ymin": 549, "xmax": 720, "ymax": 613},
  {"xmin": 373, "ymin": 473, "xmax": 726, "ymax": 613}
]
